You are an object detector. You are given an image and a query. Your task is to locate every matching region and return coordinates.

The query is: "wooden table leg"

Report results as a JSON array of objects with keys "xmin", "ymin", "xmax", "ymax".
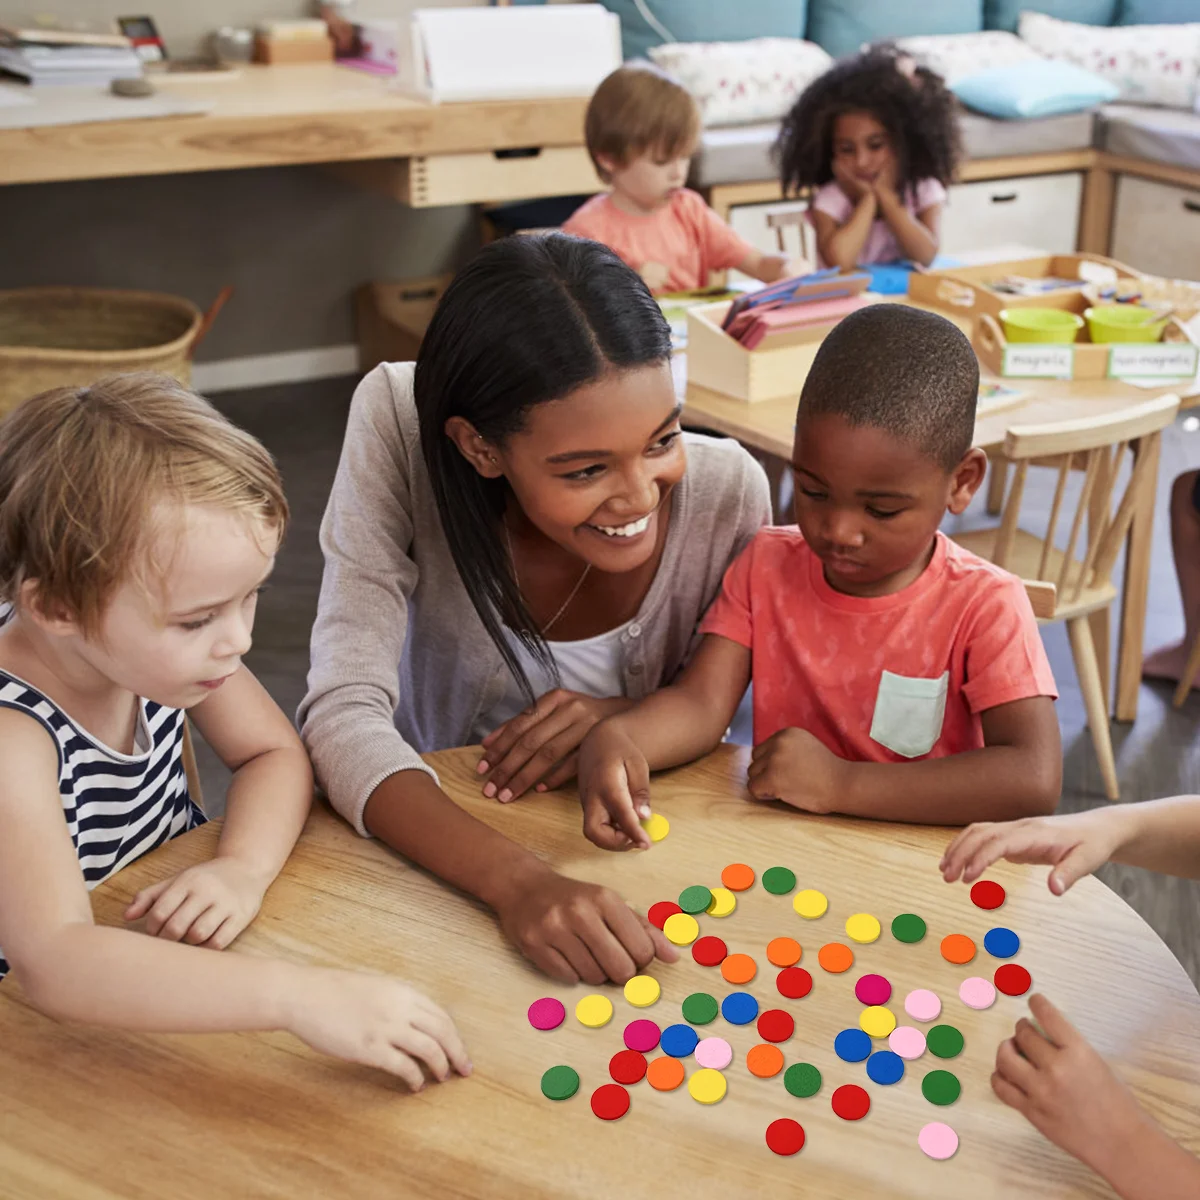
[
  {"xmin": 986, "ymin": 455, "xmax": 1007, "ymax": 517},
  {"xmin": 1088, "ymin": 448, "xmax": 1114, "ymax": 713}
]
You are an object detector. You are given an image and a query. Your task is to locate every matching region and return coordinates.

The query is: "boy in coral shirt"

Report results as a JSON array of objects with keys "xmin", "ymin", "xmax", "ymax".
[{"xmin": 578, "ymin": 304, "xmax": 1062, "ymax": 848}]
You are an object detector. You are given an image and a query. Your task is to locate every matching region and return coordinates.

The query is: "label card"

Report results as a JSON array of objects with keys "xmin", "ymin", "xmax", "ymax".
[
  {"xmin": 1002, "ymin": 345, "xmax": 1075, "ymax": 379},
  {"xmin": 1108, "ymin": 343, "xmax": 1199, "ymax": 380}
]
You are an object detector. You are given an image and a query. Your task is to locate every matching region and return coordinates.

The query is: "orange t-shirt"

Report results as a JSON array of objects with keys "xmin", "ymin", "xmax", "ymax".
[
  {"xmin": 699, "ymin": 527, "xmax": 1057, "ymax": 761},
  {"xmin": 562, "ymin": 188, "xmax": 754, "ymax": 293}
]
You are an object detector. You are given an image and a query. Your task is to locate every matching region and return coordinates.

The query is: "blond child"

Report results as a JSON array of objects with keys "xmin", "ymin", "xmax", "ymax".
[
  {"xmin": 0, "ymin": 374, "xmax": 469, "ymax": 1089},
  {"xmin": 563, "ymin": 62, "xmax": 802, "ymax": 293},
  {"xmin": 578, "ymin": 305, "xmax": 1062, "ymax": 848}
]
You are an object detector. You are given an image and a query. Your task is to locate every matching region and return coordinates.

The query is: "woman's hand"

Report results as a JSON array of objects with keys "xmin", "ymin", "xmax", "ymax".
[{"xmin": 478, "ymin": 691, "xmax": 634, "ymax": 802}]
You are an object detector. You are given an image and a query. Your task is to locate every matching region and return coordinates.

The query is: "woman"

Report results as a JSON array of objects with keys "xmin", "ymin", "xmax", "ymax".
[{"xmin": 300, "ymin": 234, "xmax": 770, "ymax": 985}]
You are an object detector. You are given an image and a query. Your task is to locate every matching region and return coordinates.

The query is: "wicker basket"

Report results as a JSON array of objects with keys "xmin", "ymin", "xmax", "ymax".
[{"xmin": 0, "ymin": 287, "xmax": 203, "ymax": 416}]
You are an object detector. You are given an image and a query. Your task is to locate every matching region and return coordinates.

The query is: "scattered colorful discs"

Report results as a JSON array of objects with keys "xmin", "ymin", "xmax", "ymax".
[
  {"xmin": 720, "ymin": 953, "xmax": 757, "ymax": 985},
  {"xmin": 660, "ymin": 1023, "xmax": 700, "ymax": 1058},
  {"xmin": 681, "ymin": 992, "xmax": 719, "ymax": 1026},
  {"xmin": 855, "ymin": 973, "xmax": 892, "ymax": 1006},
  {"xmin": 971, "ymin": 880, "xmax": 1006, "ymax": 910},
  {"xmin": 609, "ymin": 1049, "xmax": 648, "ymax": 1085},
  {"xmin": 918, "ymin": 1121, "xmax": 960, "ymax": 1161},
  {"xmin": 757, "ymin": 1008, "xmax": 795, "ymax": 1043},
  {"xmin": 692, "ymin": 935, "xmax": 728, "ymax": 967},
  {"xmin": 793, "ymin": 889, "xmax": 828, "ymax": 918},
  {"xmin": 995, "ymin": 963, "xmax": 1032, "ymax": 996},
  {"xmin": 695, "ymin": 1037, "xmax": 733, "ymax": 1070},
  {"xmin": 640, "ymin": 812, "xmax": 670, "ymax": 843},
  {"xmin": 623, "ymin": 1019, "xmax": 660, "ymax": 1052},
  {"xmin": 678, "ymin": 885, "xmax": 713, "ymax": 914},
  {"xmin": 845, "ymin": 913, "xmax": 881, "ymax": 944},
  {"xmin": 721, "ymin": 863, "xmax": 755, "ymax": 891},
  {"xmin": 889, "ymin": 1026, "xmax": 927, "ymax": 1060},
  {"xmin": 623, "ymin": 975, "xmax": 660, "ymax": 1008},
  {"xmin": 706, "ymin": 887, "xmax": 737, "ymax": 918},
  {"xmin": 959, "ymin": 976, "xmax": 997, "ymax": 1011},
  {"xmin": 721, "ymin": 992, "xmax": 759, "ymax": 1025},
  {"xmin": 891, "ymin": 913, "xmax": 927, "ymax": 943},
  {"xmin": 922, "ymin": 1069, "xmax": 961, "ymax": 1106},
  {"xmin": 528, "ymin": 997, "xmax": 566, "ymax": 1030},
  {"xmin": 747, "ymin": 1043, "xmax": 785, "ymax": 1078},
  {"xmin": 647, "ymin": 900, "xmax": 681, "ymax": 930},
  {"xmin": 860, "ymin": 1006, "xmax": 897, "ymax": 1039},
  {"xmin": 688, "ymin": 1067, "xmax": 727, "ymax": 1104},
  {"xmin": 576, "ymin": 994, "xmax": 613, "ymax": 1028},
  {"xmin": 646, "ymin": 1055, "xmax": 685, "ymax": 1091},
  {"xmin": 905, "ymin": 989, "xmax": 942, "ymax": 1022},
  {"xmin": 762, "ymin": 866, "xmax": 797, "ymax": 895},
  {"xmin": 766, "ymin": 1117, "xmax": 806, "ymax": 1156},
  {"xmin": 590, "ymin": 1083, "xmax": 630, "ymax": 1120},
  {"xmin": 777, "ymin": 966, "xmax": 814, "ymax": 999},
  {"xmin": 540, "ymin": 1065, "xmax": 579, "ymax": 1100},
  {"xmin": 784, "ymin": 1062, "xmax": 822, "ymax": 1098},
  {"xmin": 834, "ymin": 1028, "xmax": 872, "ymax": 1062},
  {"xmin": 866, "ymin": 1050, "xmax": 905, "ymax": 1085},
  {"xmin": 663, "ymin": 912, "xmax": 700, "ymax": 946},
  {"xmin": 984, "ymin": 927, "xmax": 1020, "ymax": 959},
  {"xmin": 767, "ymin": 936, "xmax": 802, "ymax": 967},
  {"xmin": 831, "ymin": 1084, "xmax": 871, "ymax": 1121},
  {"xmin": 940, "ymin": 934, "xmax": 976, "ymax": 965},
  {"xmin": 818, "ymin": 943, "xmax": 854, "ymax": 973},
  {"xmin": 926, "ymin": 1025, "xmax": 965, "ymax": 1060}
]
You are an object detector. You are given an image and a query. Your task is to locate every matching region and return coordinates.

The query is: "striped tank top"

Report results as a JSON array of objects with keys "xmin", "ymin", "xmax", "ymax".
[{"xmin": 0, "ymin": 668, "xmax": 206, "ymax": 979}]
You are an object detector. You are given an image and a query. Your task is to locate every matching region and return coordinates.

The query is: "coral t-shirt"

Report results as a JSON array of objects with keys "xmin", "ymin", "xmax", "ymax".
[
  {"xmin": 809, "ymin": 177, "xmax": 947, "ymax": 266},
  {"xmin": 562, "ymin": 188, "xmax": 754, "ymax": 293},
  {"xmin": 700, "ymin": 527, "xmax": 1057, "ymax": 761}
]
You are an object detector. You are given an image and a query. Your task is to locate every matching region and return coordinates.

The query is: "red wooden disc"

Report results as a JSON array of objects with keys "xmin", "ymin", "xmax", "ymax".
[
  {"xmin": 691, "ymin": 935, "xmax": 728, "ymax": 967},
  {"xmin": 648, "ymin": 901, "xmax": 682, "ymax": 930},
  {"xmin": 765, "ymin": 1117, "xmax": 806, "ymax": 1156},
  {"xmin": 777, "ymin": 966, "xmax": 813, "ymax": 999},
  {"xmin": 970, "ymin": 880, "xmax": 1006, "ymax": 911},
  {"xmin": 609, "ymin": 1049, "xmax": 648, "ymax": 1085},
  {"xmin": 756, "ymin": 1008, "xmax": 795, "ymax": 1043},
  {"xmin": 831, "ymin": 1084, "xmax": 871, "ymax": 1121},
  {"xmin": 995, "ymin": 963, "xmax": 1032, "ymax": 996},
  {"xmin": 590, "ymin": 1083, "xmax": 631, "ymax": 1120}
]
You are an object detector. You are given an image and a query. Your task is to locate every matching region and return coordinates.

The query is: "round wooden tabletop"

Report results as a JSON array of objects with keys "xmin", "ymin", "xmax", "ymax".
[{"xmin": 1, "ymin": 745, "xmax": 1197, "ymax": 1199}]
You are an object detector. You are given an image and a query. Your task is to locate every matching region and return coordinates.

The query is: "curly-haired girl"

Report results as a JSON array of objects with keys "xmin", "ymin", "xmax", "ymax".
[{"xmin": 775, "ymin": 46, "xmax": 962, "ymax": 269}]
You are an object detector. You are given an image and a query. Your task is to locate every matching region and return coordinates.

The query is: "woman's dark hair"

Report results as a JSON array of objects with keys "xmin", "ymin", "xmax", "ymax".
[
  {"xmin": 775, "ymin": 45, "xmax": 962, "ymax": 199},
  {"xmin": 415, "ymin": 232, "xmax": 672, "ymax": 703}
]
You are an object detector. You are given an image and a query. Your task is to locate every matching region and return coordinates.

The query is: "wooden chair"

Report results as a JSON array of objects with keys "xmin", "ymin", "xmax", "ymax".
[
  {"xmin": 182, "ymin": 720, "xmax": 204, "ymax": 810},
  {"xmin": 952, "ymin": 392, "xmax": 1181, "ymax": 801},
  {"xmin": 765, "ymin": 205, "xmax": 815, "ymax": 268}
]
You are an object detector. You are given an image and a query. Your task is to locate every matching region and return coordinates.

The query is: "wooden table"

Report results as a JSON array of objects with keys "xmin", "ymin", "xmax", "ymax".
[{"xmin": 2, "ymin": 745, "xmax": 1198, "ymax": 1198}]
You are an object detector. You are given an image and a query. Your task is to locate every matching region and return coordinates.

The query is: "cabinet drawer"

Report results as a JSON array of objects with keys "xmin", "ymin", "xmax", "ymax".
[
  {"xmin": 940, "ymin": 173, "xmax": 1082, "ymax": 256},
  {"xmin": 1111, "ymin": 175, "xmax": 1200, "ymax": 280}
]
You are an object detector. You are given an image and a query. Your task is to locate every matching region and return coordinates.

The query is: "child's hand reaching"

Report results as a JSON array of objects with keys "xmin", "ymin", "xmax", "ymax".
[
  {"xmin": 747, "ymin": 728, "xmax": 843, "ymax": 814},
  {"xmin": 577, "ymin": 723, "xmax": 654, "ymax": 851},
  {"xmin": 125, "ymin": 857, "xmax": 271, "ymax": 949}
]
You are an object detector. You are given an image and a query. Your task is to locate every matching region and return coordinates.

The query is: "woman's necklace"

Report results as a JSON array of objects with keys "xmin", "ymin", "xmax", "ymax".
[{"xmin": 503, "ymin": 520, "xmax": 591, "ymax": 637}]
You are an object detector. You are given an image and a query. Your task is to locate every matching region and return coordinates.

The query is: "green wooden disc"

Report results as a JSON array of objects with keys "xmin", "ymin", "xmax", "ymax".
[
  {"xmin": 681, "ymin": 991, "xmax": 719, "ymax": 1025},
  {"xmin": 922, "ymin": 1069, "xmax": 961, "ymax": 1106},
  {"xmin": 678, "ymin": 885, "xmax": 714, "ymax": 914},
  {"xmin": 926, "ymin": 1024, "xmax": 965, "ymax": 1059},
  {"xmin": 891, "ymin": 913, "xmax": 927, "ymax": 943},
  {"xmin": 784, "ymin": 1062, "xmax": 822, "ymax": 1098},
  {"xmin": 762, "ymin": 867, "xmax": 797, "ymax": 895},
  {"xmin": 541, "ymin": 1065, "xmax": 580, "ymax": 1101}
]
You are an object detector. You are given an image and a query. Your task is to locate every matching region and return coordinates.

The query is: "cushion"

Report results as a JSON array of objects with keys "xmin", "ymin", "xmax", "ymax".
[
  {"xmin": 597, "ymin": 0, "xmax": 808, "ymax": 61},
  {"xmin": 894, "ymin": 31, "xmax": 1042, "ymax": 84},
  {"xmin": 1118, "ymin": 0, "xmax": 1200, "ymax": 24},
  {"xmin": 1100, "ymin": 102, "xmax": 1200, "ymax": 169},
  {"xmin": 648, "ymin": 38, "xmax": 832, "ymax": 127},
  {"xmin": 952, "ymin": 59, "xmax": 1119, "ymax": 117},
  {"xmin": 805, "ymin": 0, "xmax": 983, "ymax": 59},
  {"xmin": 1018, "ymin": 11, "xmax": 1200, "ymax": 108},
  {"xmin": 984, "ymin": 0, "xmax": 1118, "ymax": 33}
]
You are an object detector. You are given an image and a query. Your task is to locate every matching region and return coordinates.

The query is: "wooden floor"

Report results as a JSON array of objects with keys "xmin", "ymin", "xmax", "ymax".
[{"xmin": 204, "ymin": 375, "xmax": 1200, "ymax": 989}]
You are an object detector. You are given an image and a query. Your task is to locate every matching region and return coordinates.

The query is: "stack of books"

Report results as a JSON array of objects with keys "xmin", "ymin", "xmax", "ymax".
[
  {"xmin": 721, "ymin": 268, "xmax": 874, "ymax": 350},
  {"xmin": 0, "ymin": 26, "xmax": 142, "ymax": 87}
]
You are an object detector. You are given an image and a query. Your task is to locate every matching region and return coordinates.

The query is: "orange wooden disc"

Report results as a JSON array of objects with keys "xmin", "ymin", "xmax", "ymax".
[
  {"xmin": 746, "ymin": 1043, "xmax": 785, "ymax": 1078},
  {"xmin": 817, "ymin": 942, "xmax": 854, "ymax": 973},
  {"xmin": 646, "ymin": 1055, "xmax": 685, "ymax": 1091},
  {"xmin": 720, "ymin": 952, "xmax": 757, "ymax": 984},
  {"xmin": 940, "ymin": 934, "xmax": 977, "ymax": 965},
  {"xmin": 721, "ymin": 863, "xmax": 756, "ymax": 892},
  {"xmin": 766, "ymin": 936, "xmax": 802, "ymax": 967}
]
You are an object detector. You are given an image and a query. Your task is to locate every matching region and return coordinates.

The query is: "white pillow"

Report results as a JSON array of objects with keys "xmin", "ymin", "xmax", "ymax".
[
  {"xmin": 893, "ymin": 31, "xmax": 1043, "ymax": 86},
  {"xmin": 1018, "ymin": 11, "xmax": 1200, "ymax": 109},
  {"xmin": 648, "ymin": 37, "xmax": 832, "ymax": 128}
]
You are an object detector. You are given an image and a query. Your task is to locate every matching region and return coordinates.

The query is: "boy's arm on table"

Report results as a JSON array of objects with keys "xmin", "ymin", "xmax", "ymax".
[{"xmin": 736, "ymin": 248, "xmax": 808, "ymax": 284}]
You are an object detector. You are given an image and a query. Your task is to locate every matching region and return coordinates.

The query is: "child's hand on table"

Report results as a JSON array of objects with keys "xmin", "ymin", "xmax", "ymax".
[
  {"xmin": 125, "ymin": 857, "xmax": 272, "ymax": 949},
  {"xmin": 747, "ymin": 728, "xmax": 843, "ymax": 814},
  {"xmin": 577, "ymin": 722, "xmax": 655, "ymax": 851}
]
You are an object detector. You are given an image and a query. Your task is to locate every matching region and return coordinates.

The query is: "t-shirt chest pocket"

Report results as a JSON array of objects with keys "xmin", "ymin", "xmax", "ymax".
[{"xmin": 869, "ymin": 670, "xmax": 950, "ymax": 759}]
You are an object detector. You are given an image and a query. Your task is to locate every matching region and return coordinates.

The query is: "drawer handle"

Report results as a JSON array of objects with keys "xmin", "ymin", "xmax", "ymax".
[
  {"xmin": 990, "ymin": 192, "xmax": 1018, "ymax": 204},
  {"xmin": 1184, "ymin": 199, "xmax": 1200, "ymax": 215},
  {"xmin": 493, "ymin": 147, "xmax": 544, "ymax": 161}
]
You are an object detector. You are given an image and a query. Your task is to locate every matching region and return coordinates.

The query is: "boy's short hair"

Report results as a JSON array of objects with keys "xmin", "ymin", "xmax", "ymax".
[
  {"xmin": 798, "ymin": 305, "xmax": 978, "ymax": 471},
  {"xmin": 584, "ymin": 62, "xmax": 701, "ymax": 182},
  {"xmin": 0, "ymin": 372, "xmax": 288, "ymax": 633}
]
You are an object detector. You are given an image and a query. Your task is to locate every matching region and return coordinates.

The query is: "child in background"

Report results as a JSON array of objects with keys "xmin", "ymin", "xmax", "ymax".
[
  {"xmin": 0, "ymin": 375, "xmax": 469, "ymax": 1089},
  {"xmin": 564, "ymin": 62, "xmax": 802, "ymax": 293},
  {"xmin": 1142, "ymin": 469, "xmax": 1200, "ymax": 691},
  {"xmin": 578, "ymin": 305, "xmax": 1061, "ymax": 849},
  {"xmin": 776, "ymin": 46, "xmax": 961, "ymax": 269},
  {"xmin": 942, "ymin": 800, "xmax": 1200, "ymax": 1199}
]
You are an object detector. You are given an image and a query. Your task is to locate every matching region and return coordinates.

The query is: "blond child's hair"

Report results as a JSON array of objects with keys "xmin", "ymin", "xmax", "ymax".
[
  {"xmin": 584, "ymin": 62, "xmax": 701, "ymax": 183},
  {"xmin": 0, "ymin": 372, "xmax": 288, "ymax": 634}
]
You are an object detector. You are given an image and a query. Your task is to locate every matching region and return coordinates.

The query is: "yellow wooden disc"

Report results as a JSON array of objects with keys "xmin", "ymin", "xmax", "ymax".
[
  {"xmin": 860, "ymin": 1005, "xmax": 897, "ymax": 1038},
  {"xmin": 687, "ymin": 1067, "xmax": 728, "ymax": 1104},
  {"xmin": 623, "ymin": 974, "xmax": 661, "ymax": 1008},
  {"xmin": 705, "ymin": 887, "xmax": 737, "ymax": 918},
  {"xmin": 845, "ymin": 913, "xmax": 882, "ymax": 944},
  {"xmin": 663, "ymin": 912, "xmax": 700, "ymax": 946},
  {"xmin": 575, "ymin": 993, "xmax": 614, "ymax": 1028},
  {"xmin": 641, "ymin": 812, "xmax": 670, "ymax": 843},
  {"xmin": 793, "ymin": 889, "xmax": 828, "ymax": 919}
]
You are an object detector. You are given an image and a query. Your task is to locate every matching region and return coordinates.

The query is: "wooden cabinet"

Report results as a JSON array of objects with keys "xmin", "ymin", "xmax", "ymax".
[{"xmin": 1111, "ymin": 175, "xmax": 1200, "ymax": 279}]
